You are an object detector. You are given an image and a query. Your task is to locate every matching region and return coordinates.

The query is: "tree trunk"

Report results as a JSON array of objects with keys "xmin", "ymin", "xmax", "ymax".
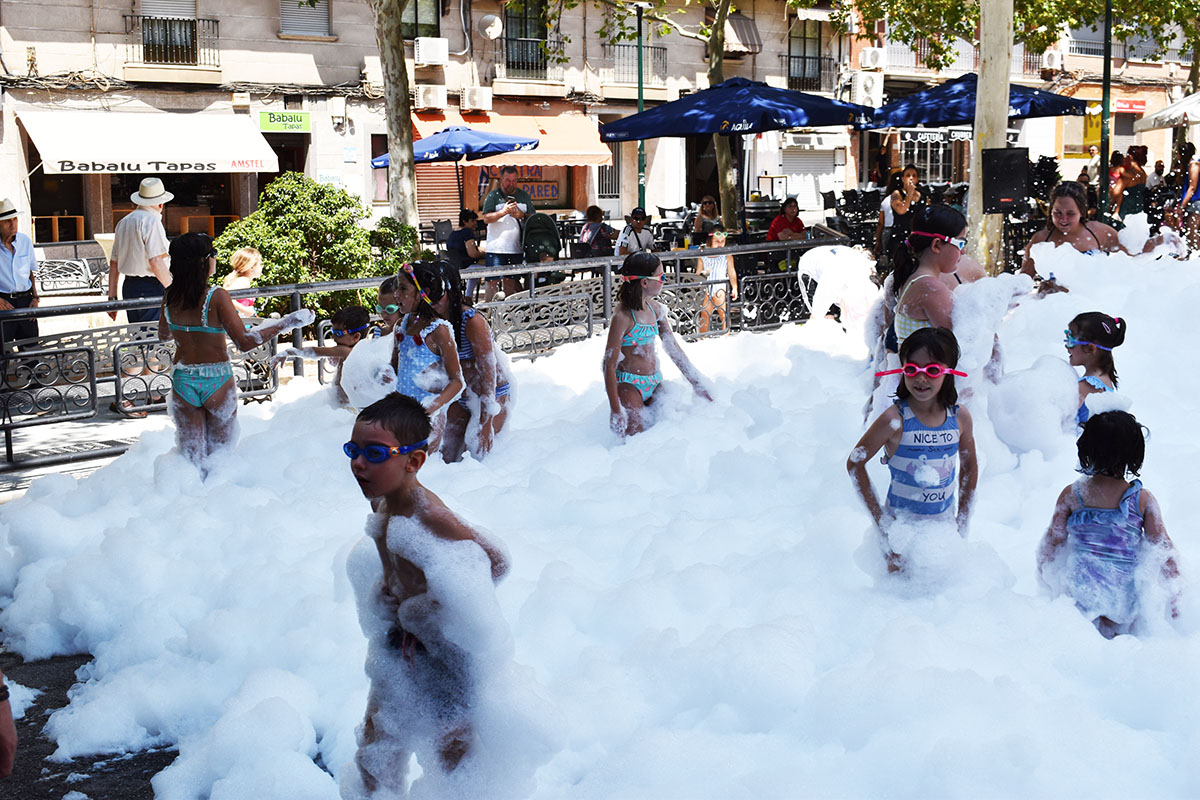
[
  {"xmin": 708, "ymin": 0, "xmax": 739, "ymax": 232},
  {"xmin": 967, "ymin": 0, "xmax": 1015, "ymax": 275},
  {"xmin": 371, "ymin": 0, "xmax": 419, "ymax": 226}
]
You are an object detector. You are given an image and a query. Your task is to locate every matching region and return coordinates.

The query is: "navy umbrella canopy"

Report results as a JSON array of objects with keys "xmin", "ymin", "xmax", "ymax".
[
  {"xmin": 599, "ymin": 77, "xmax": 872, "ymax": 142},
  {"xmin": 865, "ymin": 73, "xmax": 1087, "ymax": 130}
]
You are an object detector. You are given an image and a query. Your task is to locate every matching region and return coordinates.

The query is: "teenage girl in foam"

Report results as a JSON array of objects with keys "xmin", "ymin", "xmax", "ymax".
[
  {"xmin": 1021, "ymin": 182, "xmax": 1123, "ymax": 292},
  {"xmin": 431, "ymin": 261, "xmax": 513, "ymax": 462},
  {"xmin": 603, "ymin": 251, "xmax": 713, "ymax": 438},
  {"xmin": 1037, "ymin": 411, "xmax": 1181, "ymax": 638},
  {"xmin": 375, "ymin": 275, "xmax": 403, "ymax": 336},
  {"xmin": 847, "ymin": 327, "xmax": 978, "ymax": 571},
  {"xmin": 1065, "ymin": 311, "xmax": 1125, "ymax": 426},
  {"xmin": 890, "ymin": 204, "xmax": 967, "ymax": 351},
  {"xmin": 386, "ymin": 261, "xmax": 464, "ymax": 451}
]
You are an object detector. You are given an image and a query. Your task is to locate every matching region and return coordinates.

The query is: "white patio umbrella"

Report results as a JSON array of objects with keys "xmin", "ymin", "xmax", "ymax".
[{"xmin": 1133, "ymin": 91, "xmax": 1200, "ymax": 132}]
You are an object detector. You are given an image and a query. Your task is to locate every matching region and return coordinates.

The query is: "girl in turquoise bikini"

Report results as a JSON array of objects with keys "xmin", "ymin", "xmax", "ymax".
[
  {"xmin": 603, "ymin": 252, "xmax": 712, "ymax": 438},
  {"xmin": 158, "ymin": 233, "xmax": 313, "ymax": 474}
]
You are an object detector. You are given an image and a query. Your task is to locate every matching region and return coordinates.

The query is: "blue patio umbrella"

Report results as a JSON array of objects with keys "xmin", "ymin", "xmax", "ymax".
[
  {"xmin": 864, "ymin": 73, "xmax": 1087, "ymax": 130},
  {"xmin": 370, "ymin": 125, "xmax": 539, "ymax": 203},
  {"xmin": 599, "ymin": 77, "xmax": 872, "ymax": 142}
]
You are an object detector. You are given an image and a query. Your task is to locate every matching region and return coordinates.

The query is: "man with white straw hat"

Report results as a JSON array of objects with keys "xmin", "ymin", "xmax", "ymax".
[
  {"xmin": 108, "ymin": 176, "xmax": 172, "ymax": 324},
  {"xmin": 0, "ymin": 197, "xmax": 39, "ymax": 350}
]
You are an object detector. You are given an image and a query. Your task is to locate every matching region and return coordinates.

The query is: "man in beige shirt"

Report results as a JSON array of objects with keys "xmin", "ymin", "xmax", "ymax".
[{"xmin": 108, "ymin": 177, "xmax": 172, "ymax": 323}]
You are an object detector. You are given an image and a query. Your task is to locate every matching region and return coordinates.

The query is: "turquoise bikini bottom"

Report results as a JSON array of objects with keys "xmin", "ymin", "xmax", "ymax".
[
  {"xmin": 616, "ymin": 370, "xmax": 662, "ymax": 402},
  {"xmin": 172, "ymin": 361, "xmax": 234, "ymax": 407}
]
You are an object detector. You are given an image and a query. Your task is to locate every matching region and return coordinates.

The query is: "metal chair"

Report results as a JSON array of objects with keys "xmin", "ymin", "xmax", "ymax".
[{"xmin": 431, "ymin": 220, "xmax": 454, "ymax": 252}]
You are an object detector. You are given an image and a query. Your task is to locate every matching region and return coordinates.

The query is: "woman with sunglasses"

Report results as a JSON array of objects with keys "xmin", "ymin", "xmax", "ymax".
[
  {"xmin": 1022, "ymin": 182, "xmax": 1123, "ymax": 281},
  {"xmin": 890, "ymin": 204, "xmax": 967, "ymax": 351},
  {"xmin": 848, "ymin": 327, "xmax": 978, "ymax": 571},
  {"xmin": 692, "ymin": 195, "xmax": 722, "ymax": 238},
  {"xmin": 158, "ymin": 232, "xmax": 314, "ymax": 474}
]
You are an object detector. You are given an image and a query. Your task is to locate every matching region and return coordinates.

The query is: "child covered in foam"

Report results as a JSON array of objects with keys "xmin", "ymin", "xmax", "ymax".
[{"xmin": 341, "ymin": 394, "xmax": 514, "ymax": 798}]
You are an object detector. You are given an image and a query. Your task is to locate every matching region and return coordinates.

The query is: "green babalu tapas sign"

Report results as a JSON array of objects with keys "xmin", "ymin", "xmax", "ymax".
[{"xmin": 259, "ymin": 111, "xmax": 312, "ymax": 133}]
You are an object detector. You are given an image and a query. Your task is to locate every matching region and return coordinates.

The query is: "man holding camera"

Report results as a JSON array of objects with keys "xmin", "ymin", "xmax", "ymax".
[{"xmin": 480, "ymin": 165, "xmax": 534, "ymax": 301}]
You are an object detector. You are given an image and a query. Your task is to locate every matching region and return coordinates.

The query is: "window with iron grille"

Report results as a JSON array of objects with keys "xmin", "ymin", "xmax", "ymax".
[
  {"xmin": 786, "ymin": 18, "xmax": 825, "ymax": 90},
  {"xmin": 402, "ymin": 0, "xmax": 439, "ymax": 40},
  {"xmin": 598, "ymin": 142, "xmax": 621, "ymax": 198},
  {"xmin": 900, "ymin": 139, "xmax": 953, "ymax": 184}
]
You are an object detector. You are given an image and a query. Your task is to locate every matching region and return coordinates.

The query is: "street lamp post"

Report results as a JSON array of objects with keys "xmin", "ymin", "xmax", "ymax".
[{"xmin": 635, "ymin": 2, "xmax": 649, "ymax": 210}]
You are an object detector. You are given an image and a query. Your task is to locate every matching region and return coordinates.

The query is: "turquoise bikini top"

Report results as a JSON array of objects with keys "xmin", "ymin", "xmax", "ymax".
[
  {"xmin": 166, "ymin": 287, "xmax": 224, "ymax": 334},
  {"xmin": 622, "ymin": 307, "xmax": 658, "ymax": 347}
]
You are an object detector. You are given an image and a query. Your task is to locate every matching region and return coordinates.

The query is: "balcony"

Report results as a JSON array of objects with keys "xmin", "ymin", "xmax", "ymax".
[
  {"xmin": 493, "ymin": 37, "xmax": 565, "ymax": 82},
  {"xmin": 779, "ymin": 55, "xmax": 837, "ymax": 93},
  {"xmin": 124, "ymin": 15, "xmax": 219, "ymax": 67},
  {"xmin": 884, "ymin": 39, "xmax": 1041, "ymax": 77},
  {"xmin": 599, "ymin": 43, "xmax": 667, "ymax": 87},
  {"xmin": 1068, "ymin": 39, "xmax": 1193, "ymax": 64}
]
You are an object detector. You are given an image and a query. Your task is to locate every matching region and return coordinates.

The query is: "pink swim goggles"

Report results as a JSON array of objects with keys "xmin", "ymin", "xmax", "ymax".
[{"xmin": 875, "ymin": 362, "xmax": 967, "ymax": 379}]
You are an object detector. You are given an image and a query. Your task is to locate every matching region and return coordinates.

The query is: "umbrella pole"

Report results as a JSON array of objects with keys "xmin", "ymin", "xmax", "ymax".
[{"xmin": 456, "ymin": 162, "xmax": 464, "ymax": 208}]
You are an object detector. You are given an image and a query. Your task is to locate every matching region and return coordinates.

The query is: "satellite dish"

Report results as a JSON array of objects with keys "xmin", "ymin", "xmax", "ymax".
[{"xmin": 478, "ymin": 14, "xmax": 503, "ymax": 40}]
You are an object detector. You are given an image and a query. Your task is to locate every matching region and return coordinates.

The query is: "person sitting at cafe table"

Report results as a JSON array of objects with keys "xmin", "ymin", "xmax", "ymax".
[
  {"xmin": 577, "ymin": 205, "xmax": 616, "ymax": 257},
  {"xmin": 446, "ymin": 209, "xmax": 484, "ymax": 270},
  {"xmin": 766, "ymin": 197, "xmax": 807, "ymax": 242},
  {"xmin": 616, "ymin": 207, "xmax": 655, "ymax": 256},
  {"xmin": 693, "ymin": 195, "xmax": 723, "ymax": 237}
]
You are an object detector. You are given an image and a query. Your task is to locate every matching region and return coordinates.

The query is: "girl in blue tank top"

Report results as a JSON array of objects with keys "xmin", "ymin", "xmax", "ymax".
[
  {"xmin": 1064, "ymin": 311, "xmax": 1125, "ymax": 425},
  {"xmin": 848, "ymin": 327, "xmax": 978, "ymax": 572},
  {"xmin": 1038, "ymin": 411, "xmax": 1181, "ymax": 638}
]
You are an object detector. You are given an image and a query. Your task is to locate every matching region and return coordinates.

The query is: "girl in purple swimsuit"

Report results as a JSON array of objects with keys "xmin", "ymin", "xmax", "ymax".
[{"xmin": 602, "ymin": 252, "xmax": 712, "ymax": 438}]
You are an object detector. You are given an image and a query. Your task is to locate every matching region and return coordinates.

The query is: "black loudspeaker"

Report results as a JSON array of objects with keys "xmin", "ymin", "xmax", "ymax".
[{"xmin": 982, "ymin": 147, "xmax": 1029, "ymax": 214}]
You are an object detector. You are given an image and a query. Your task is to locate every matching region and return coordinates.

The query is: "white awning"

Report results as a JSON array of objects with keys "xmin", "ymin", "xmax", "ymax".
[
  {"xmin": 1133, "ymin": 91, "xmax": 1200, "ymax": 132},
  {"xmin": 16, "ymin": 109, "xmax": 279, "ymax": 174}
]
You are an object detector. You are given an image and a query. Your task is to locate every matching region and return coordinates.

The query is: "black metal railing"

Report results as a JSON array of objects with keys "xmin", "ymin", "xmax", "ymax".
[
  {"xmin": 779, "ymin": 55, "xmax": 836, "ymax": 93},
  {"xmin": 494, "ymin": 36, "xmax": 565, "ymax": 81},
  {"xmin": 600, "ymin": 43, "xmax": 668, "ymax": 86},
  {"xmin": 124, "ymin": 14, "xmax": 220, "ymax": 67}
]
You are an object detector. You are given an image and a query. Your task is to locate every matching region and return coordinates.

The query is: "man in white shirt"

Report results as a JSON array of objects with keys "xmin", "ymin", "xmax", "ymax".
[
  {"xmin": 1085, "ymin": 145, "xmax": 1100, "ymax": 186},
  {"xmin": 0, "ymin": 198, "xmax": 39, "ymax": 349},
  {"xmin": 109, "ymin": 177, "xmax": 172, "ymax": 323},
  {"xmin": 480, "ymin": 166, "xmax": 533, "ymax": 300},
  {"xmin": 616, "ymin": 207, "xmax": 654, "ymax": 256},
  {"xmin": 1146, "ymin": 159, "xmax": 1165, "ymax": 191}
]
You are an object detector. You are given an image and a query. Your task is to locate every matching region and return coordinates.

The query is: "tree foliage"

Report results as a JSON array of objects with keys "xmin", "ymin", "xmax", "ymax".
[{"xmin": 214, "ymin": 172, "xmax": 417, "ymax": 317}]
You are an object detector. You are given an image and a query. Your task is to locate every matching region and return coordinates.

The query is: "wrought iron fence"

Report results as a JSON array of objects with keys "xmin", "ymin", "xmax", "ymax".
[
  {"xmin": 599, "ymin": 43, "xmax": 668, "ymax": 86},
  {"xmin": 494, "ymin": 36, "xmax": 565, "ymax": 82},
  {"xmin": 124, "ymin": 14, "xmax": 220, "ymax": 67},
  {"xmin": 779, "ymin": 55, "xmax": 836, "ymax": 93},
  {"xmin": 1, "ymin": 347, "xmax": 96, "ymax": 461}
]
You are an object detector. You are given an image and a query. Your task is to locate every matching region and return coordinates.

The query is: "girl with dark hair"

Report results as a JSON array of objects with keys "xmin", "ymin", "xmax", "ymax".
[
  {"xmin": 375, "ymin": 275, "xmax": 402, "ymax": 335},
  {"xmin": 890, "ymin": 204, "xmax": 967, "ymax": 349},
  {"xmin": 157, "ymin": 232, "xmax": 314, "ymax": 474},
  {"xmin": 432, "ymin": 260, "xmax": 514, "ymax": 461},
  {"xmin": 1038, "ymin": 411, "xmax": 1181, "ymax": 638},
  {"xmin": 603, "ymin": 252, "xmax": 712, "ymax": 437},
  {"xmin": 848, "ymin": 327, "xmax": 978, "ymax": 570},
  {"xmin": 1065, "ymin": 311, "xmax": 1126, "ymax": 425},
  {"xmin": 387, "ymin": 260, "xmax": 465, "ymax": 452},
  {"xmin": 1021, "ymin": 182, "xmax": 1122, "ymax": 282}
]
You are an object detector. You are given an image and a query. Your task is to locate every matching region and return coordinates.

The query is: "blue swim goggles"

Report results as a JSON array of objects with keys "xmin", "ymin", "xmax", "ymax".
[
  {"xmin": 1063, "ymin": 329, "xmax": 1113, "ymax": 351},
  {"xmin": 343, "ymin": 440, "xmax": 428, "ymax": 463},
  {"xmin": 331, "ymin": 323, "xmax": 371, "ymax": 338}
]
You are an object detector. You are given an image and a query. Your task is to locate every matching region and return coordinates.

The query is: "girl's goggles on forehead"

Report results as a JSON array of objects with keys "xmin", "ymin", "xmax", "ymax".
[
  {"xmin": 875, "ymin": 362, "xmax": 967, "ymax": 378},
  {"xmin": 1063, "ymin": 330, "xmax": 1113, "ymax": 350},
  {"xmin": 343, "ymin": 440, "xmax": 428, "ymax": 463},
  {"xmin": 376, "ymin": 303, "xmax": 401, "ymax": 315},
  {"xmin": 909, "ymin": 231, "xmax": 967, "ymax": 251}
]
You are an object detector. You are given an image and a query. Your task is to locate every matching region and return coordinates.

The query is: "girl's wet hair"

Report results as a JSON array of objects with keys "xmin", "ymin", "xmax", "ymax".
[
  {"xmin": 397, "ymin": 260, "xmax": 450, "ymax": 328},
  {"xmin": 891, "ymin": 204, "xmax": 966, "ymax": 298},
  {"xmin": 166, "ymin": 232, "xmax": 214, "ymax": 309},
  {"xmin": 434, "ymin": 259, "xmax": 467, "ymax": 351},
  {"xmin": 357, "ymin": 393, "xmax": 432, "ymax": 450},
  {"xmin": 1070, "ymin": 311, "xmax": 1125, "ymax": 387},
  {"xmin": 378, "ymin": 276, "xmax": 398, "ymax": 296},
  {"xmin": 895, "ymin": 326, "xmax": 961, "ymax": 407},
  {"xmin": 1045, "ymin": 182, "xmax": 1089, "ymax": 230},
  {"xmin": 616, "ymin": 251, "xmax": 660, "ymax": 311},
  {"xmin": 1077, "ymin": 410, "xmax": 1145, "ymax": 478}
]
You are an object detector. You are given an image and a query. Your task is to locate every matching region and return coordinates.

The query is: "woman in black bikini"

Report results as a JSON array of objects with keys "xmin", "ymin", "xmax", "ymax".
[{"xmin": 1022, "ymin": 182, "xmax": 1122, "ymax": 286}]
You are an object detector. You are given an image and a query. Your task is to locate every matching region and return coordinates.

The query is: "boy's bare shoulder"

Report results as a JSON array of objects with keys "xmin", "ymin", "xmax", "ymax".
[{"xmin": 415, "ymin": 489, "xmax": 478, "ymax": 543}]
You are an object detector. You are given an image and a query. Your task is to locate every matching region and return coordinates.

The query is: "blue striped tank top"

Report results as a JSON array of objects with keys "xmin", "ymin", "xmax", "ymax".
[{"xmin": 885, "ymin": 400, "xmax": 960, "ymax": 516}]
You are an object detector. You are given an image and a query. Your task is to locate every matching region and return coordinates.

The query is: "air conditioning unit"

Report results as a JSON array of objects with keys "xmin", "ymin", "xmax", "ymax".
[
  {"xmin": 1041, "ymin": 50, "xmax": 1064, "ymax": 71},
  {"xmin": 859, "ymin": 47, "xmax": 886, "ymax": 70},
  {"xmin": 460, "ymin": 86, "xmax": 493, "ymax": 112},
  {"xmin": 413, "ymin": 84, "xmax": 448, "ymax": 110},
  {"xmin": 414, "ymin": 37, "xmax": 450, "ymax": 67},
  {"xmin": 851, "ymin": 70, "xmax": 884, "ymax": 107}
]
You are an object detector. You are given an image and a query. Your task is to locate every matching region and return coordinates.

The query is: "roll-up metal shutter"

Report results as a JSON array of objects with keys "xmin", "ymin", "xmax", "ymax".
[
  {"xmin": 416, "ymin": 164, "xmax": 461, "ymax": 225},
  {"xmin": 141, "ymin": 0, "xmax": 196, "ymax": 17},
  {"xmin": 280, "ymin": 0, "xmax": 330, "ymax": 35},
  {"xmin": 781, "ymin": 148, "xmax": 838, "ymax": 211}
]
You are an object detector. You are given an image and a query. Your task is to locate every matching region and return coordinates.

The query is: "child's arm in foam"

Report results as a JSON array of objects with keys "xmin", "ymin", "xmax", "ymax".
[
  {"xmin": 846, "ymin": 405, "xmax": 903, "ymax": 532},
  {"xmin": 1036, "ymin": 486, "xmax": 1073, "ymax": 587},
  {"xmin": 214, "ymin": 288, "xmax": 314, "ymax": 351},
  {"xmin": 463, "ymin": 312, "xmax": 500, "ymax": 414},
  {"xmin": 956, "ymin": 406, "xmax": 978, "ymax": 537},
  {"xmin": 656, "ymin": 301, "xmax": 713, "ymax": 401},
  {"xmin": 423, "ymin": 323, "xmax": 465, "ymax": 414},
  {"xmin": 602, "ymin": 309, "xmax": 631, "ymax": 426},
  {"xmin": 271, "ymin": 343, "xmax": 351, "ymax": 366},
  {"xmin": 424, "ymin": 503, "xmax": 510, "ymax": 582},
  {"xmin": 1141, "ymin": 489, "xmax": 1181, "ymax": 618}
]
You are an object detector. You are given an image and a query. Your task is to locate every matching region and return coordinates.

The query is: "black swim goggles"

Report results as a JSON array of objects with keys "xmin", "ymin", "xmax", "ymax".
[{"xmin": 343, "ymin": 440, "xmax": 428, "ymax": 463}]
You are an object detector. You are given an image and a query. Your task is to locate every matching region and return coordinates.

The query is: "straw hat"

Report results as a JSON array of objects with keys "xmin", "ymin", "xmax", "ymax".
[
  {"xmin": 130, "ymin": 177, "xmax": 174, "ymax": 206},
  {"xmin": 0, "ymin": 198, "xmax": 17, "ymax": 220}
]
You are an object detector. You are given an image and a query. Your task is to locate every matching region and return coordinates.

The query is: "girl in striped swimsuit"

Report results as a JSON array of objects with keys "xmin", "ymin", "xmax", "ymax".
[{"xmin": 847, "ymin": 327, "xmax": 979, "ymax": 572}]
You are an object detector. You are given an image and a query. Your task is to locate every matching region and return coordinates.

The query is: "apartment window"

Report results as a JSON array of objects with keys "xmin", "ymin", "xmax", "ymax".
[
  {"xmin": 280, "ymin": 0, "xmax": 331, "ymax": 37},
  {"xmin": 506, "ymin": 0, "xmax": 547, "ymax": 40},
  {"xmin": 402, "ymin": 0, "xmax": 439, "ymax": 39},
  {"xmin": 372, "ymin": 134, "xmax": 388, "ymax": 203},
  {"xmin": 900, "ymin": 138, "xmax": 952, "ymax": 184},
  {"xmin": 789, "ymin": 19, "xmax": 822, "ymax": 59}
]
